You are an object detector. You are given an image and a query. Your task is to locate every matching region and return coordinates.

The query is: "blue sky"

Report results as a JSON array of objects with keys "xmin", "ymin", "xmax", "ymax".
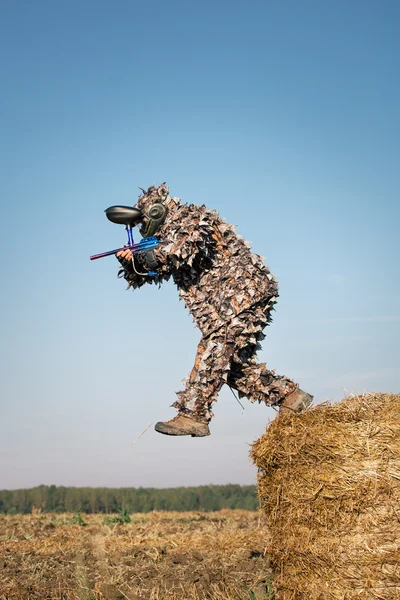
[{"xmin": 1, "ymin": 0, "xmax": 399, "ymax": 489}]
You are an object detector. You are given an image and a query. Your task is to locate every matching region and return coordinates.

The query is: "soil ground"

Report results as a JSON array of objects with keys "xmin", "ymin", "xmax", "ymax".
[{"xmin": 0, "ymin": 510, "xmax": 273, "ymax": 600}]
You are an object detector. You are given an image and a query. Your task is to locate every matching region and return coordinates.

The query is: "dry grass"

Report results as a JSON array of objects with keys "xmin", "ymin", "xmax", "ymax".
[
  {"xmin": 0, "ymin": 509, "xmax": 273, "ymax": 600},
  {"xmin": 251, "ymin": 392, "xmax": 400, "ymax": 600}
]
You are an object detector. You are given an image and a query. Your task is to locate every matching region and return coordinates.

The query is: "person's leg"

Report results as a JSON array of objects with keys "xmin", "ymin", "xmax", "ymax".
[
  {"xmin": 227, "ymin": 353, "xmax": 298, "ymax": 406},
  {"xmin": 155, "ymin": 306, "xmax": 312, "ymax": 436},
  {"xmin": 172, "ymin": 330, "xmax": 236, "ymax": 421},
  {"xmin": 155, "ymin": 329, "xmax": 239, "ymax": 436},
  {"xmin": 226, "ymin": 311, "xmax": 312, "ymax": 411},
  {"xmin": 171, "ymin": 325, "xmax": 305, "ymax": 419}
]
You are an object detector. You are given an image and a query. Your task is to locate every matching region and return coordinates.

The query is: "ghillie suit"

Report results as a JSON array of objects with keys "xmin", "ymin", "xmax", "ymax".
[{"xmin": 117, "ymin": 184, "xmax": 312, "ymax": 436}]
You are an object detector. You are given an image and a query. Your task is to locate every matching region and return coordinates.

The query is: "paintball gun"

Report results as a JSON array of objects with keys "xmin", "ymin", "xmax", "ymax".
[{"xmin": 90, "ymin": 205, "xmax": 159, "ymax": 276}]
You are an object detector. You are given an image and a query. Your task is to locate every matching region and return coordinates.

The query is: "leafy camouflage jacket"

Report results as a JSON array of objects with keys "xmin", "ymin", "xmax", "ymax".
[{"xmin": 119, "ymin": 185, "xmax": 279, "ymax": 338}]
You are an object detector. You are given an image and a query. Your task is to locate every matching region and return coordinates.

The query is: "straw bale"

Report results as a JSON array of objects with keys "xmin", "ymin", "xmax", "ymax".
[{"xmin": 251, "ymin": 393, "xmax": 400, "ymax": 599}]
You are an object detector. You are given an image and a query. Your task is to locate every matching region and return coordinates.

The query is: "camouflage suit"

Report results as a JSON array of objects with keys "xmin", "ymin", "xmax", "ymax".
[{"xmin": 118, "ymin": 184, "xmax": 297, "ymax": 422}]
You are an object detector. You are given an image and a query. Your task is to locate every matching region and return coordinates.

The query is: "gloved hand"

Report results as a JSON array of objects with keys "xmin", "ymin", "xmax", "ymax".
[{"xmin": 116, "ymin": 247, "xmax": 133, "ymax": 266}]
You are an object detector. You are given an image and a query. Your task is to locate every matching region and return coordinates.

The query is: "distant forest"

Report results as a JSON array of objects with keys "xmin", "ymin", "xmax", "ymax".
[{"xmin": 0, "ymin": 484, "xmax": 259, "ymax": 514}]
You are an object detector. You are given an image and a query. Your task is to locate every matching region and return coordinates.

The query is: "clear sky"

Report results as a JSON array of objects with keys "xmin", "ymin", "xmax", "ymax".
[{"xmin": 1, "ymin": 0, "xmax": 399, "ymax": 490}]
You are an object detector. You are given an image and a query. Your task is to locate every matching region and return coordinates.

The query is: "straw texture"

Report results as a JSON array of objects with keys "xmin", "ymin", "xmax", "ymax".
[{"xmin": 251, "ymin": 393, "xmax": 400, "ymax": 599}]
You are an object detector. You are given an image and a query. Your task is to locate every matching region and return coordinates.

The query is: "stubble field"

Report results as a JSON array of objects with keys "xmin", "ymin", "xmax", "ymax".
[{"xmin": 0, "ymin": 510, "xmax": 273, "ymax": 600}]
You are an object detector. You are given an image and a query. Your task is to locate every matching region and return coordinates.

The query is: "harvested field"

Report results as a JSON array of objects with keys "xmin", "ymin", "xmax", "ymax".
[{"xmin": 0, "ymin": 510, "xmax": 273, "ymax": 600}]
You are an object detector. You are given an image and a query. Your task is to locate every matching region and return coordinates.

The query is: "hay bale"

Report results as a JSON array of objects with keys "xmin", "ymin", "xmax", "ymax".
[{"xmin": 251, "ymin": 393, "xmax": 400, "ymax": 599}]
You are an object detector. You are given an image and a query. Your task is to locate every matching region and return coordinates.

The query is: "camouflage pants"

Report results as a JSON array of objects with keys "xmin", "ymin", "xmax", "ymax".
[{"xmin": 172, "ymin": 305, "xmax": 297, "ymax": 421}]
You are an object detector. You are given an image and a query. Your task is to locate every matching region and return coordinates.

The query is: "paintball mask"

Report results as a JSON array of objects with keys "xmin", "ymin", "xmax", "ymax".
[{"xmin": 140, "ymin": 203, "xmax": 168, "ymax": 238}]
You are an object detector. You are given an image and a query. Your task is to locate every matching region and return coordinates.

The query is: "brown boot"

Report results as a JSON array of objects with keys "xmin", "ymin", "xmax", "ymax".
[
  {"xmin": 279, "ymin": 388, "xmax": 313, "ymax": 414},
  {"xmin": 154, "ymin": 414, "xmax": 210, "ymax": 437}
]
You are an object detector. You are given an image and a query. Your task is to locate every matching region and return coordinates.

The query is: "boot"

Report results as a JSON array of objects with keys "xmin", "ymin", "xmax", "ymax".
[
  {"xmin": 279, "ymin": 387, "xmax": 313, "ymax": 414},
  {"xmin": 154, "ymin": 414, "xmax": 210, "ymax": 437}
]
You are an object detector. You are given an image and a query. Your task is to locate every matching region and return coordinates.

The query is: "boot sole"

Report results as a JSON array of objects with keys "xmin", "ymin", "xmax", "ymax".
[{"xmin": 154, "ymin": 422, "xmax": 210, "ymax": 437}]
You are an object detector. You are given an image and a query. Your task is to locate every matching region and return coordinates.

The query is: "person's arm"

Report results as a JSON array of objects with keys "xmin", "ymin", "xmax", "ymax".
[
  {"xmin": 152, "ymin": 209, "xmax": 216, "ymax": 275},
  {"xmin": 116, "ymin": 248, "xmax": 148, "ymax": 290},
  {"xmin": 116, "ymin": 205, "xmax": 217, "ymax": 287}
]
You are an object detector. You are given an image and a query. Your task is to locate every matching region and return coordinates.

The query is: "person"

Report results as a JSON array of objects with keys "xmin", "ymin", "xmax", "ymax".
[{"xmin": 116, "ymin": 183, "xmax": 313, "ymax": 437}]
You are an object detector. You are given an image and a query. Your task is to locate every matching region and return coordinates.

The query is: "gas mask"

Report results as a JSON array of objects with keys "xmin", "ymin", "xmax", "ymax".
[{"xmin": 139, "ymin": 203, "xmax": 168, "ymax": 238}]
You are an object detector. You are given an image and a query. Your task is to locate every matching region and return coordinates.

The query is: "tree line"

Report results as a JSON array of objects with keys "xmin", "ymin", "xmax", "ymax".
[{"xmin": 0, "ymin": 484, "xmax": 258, "ymax": 514}]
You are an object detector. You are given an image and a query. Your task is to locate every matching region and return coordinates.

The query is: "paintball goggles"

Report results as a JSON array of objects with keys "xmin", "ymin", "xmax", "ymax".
[{"xmin": 90, "ymin": 205, "xmax": 160, "ymax": 276}]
